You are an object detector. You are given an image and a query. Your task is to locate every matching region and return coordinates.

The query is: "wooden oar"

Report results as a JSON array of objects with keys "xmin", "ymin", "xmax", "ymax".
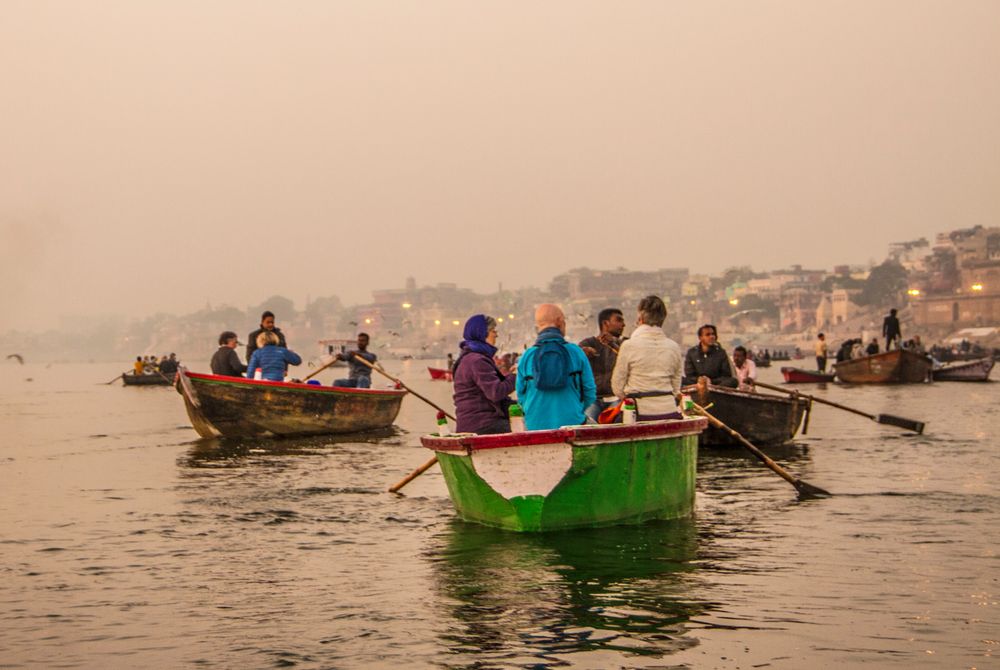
[
  {"xmin": 102, "ymin": 372, "xmax": 126, "ymax": 385},
  {"xmin": 388, "ymin": 456, "xmax": 439, "ymax": 494},
  {"xmin": 351, "ymin": 354, "xmax": 455, "ymax": 420},
  {"xmin": 690, "ymin": 401, "xmax": 831, "ymax": 498},
  {"xmin": 754, "ymin": 380, "xmax": 924, "ymax": 434},
  {"xmin": 301, "ymin": 356, "xmax": 341, "ymax": 383},
  {"xmin": 154, "ymin": 369, "xmax": 176, "ymax": 384},
  {"xmin": 347, "ymin": 354, "xmax": 456, "ymax": 494}
]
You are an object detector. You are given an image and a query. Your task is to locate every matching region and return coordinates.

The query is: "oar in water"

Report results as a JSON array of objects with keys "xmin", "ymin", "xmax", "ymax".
[
  {"xmin": 347, "ymin": 354, "xmax": 456, "ymax": 493},
  {"xmin": 754, "ymin": 380, "xmax": 925, "ymax": 434},
  {"xmin": 690, "ymin": 400, "xmax": 832, "ymax": 499},
  {"xmin": 102, "ymin": 372, "xmax": 126, "ymax": 385}
]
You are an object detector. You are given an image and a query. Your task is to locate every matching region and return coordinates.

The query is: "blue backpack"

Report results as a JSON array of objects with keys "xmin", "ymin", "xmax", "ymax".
[{"xmin": 529, "ymin": 333, "xmax": 583, "ymax": 399}]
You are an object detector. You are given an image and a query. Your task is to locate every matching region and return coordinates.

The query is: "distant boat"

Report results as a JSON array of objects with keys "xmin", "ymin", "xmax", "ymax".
[
  {"xmin": 932, "ymin": 357, "xmax": 994, "ymax": 382},
  {"xmin": 175, "ymin": 367, "xmax": 406, "ymax": 438},
  {"xmin": 834, "ymin": 349, "xmax": 932, "ymax": 384},
  {"xmin": 421, "ymin": 418, "xmax": 708, "ymax": 531},
  {"xmin": 428, "ymin": 367, "xmax": 453, "ymax": 381},
  {"xmin": 122, "ymin": 372, "xmax": 173, "ymax": 386},
  {"xmin": 781, "ymin": 367, "xmax": 836, "ymax": 383}
]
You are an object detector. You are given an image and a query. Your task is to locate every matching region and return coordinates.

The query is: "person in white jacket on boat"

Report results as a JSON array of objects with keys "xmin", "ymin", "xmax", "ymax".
[{"xmin": 610, "ymin": 295, "xmax": 684, "ymax": 419}]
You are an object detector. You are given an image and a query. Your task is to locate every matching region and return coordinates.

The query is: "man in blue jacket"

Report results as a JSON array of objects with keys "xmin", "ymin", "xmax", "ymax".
[{"xmin": 516, "ymin": 304, "xmax": 596, "ymax": 430}]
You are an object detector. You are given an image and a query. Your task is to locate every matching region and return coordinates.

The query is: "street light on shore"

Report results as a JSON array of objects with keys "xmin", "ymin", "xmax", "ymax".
[
  {"xmin": 907, "ymin": 288, "xmax": 921, "ymax": 296},
  {"xmin": 971, "ymin": 283, "xmax": 984, "ymax": 292}
]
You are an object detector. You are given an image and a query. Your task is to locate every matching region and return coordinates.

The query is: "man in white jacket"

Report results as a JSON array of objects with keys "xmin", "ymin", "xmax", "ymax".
[{"xmin": 610, "ymin": 295, "xmax": 684, "ymax": 419}]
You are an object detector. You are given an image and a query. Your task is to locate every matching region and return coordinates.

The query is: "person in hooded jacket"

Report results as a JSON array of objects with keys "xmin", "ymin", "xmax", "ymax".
[
  {"xmin": 452, "ymin": 314, "xmax": 516, "ymax": 434},
  {"xmin": 246, "ymin": 331, "xmax": 301, "ymax": 382}
]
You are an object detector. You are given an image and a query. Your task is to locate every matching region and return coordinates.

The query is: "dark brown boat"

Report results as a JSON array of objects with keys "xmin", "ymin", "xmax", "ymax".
[
  {"xmin": 690, "ymin": 384, "xmax": 810, "ymax": 446},
  {"xmin": 834, "ymin": 349, "xmax": 932, "ymax": 384},
  {"xmin": 175, "ymin": 367, "xmax": 407, "ymax": 438},
  {"xmin": 122, "ymin": 372, "xmax": 173, "ymax": 386}
]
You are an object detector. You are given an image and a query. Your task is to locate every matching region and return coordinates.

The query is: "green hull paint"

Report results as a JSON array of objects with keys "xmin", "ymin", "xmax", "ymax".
[{"xmin": 435, "ymin": 434, "xmax": 698, "ymax": 532}]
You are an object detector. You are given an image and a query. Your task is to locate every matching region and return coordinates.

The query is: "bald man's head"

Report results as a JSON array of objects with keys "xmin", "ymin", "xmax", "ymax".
[{"xmin": 535, "ymin": 303, "xmax": 566, "ymax": 334}]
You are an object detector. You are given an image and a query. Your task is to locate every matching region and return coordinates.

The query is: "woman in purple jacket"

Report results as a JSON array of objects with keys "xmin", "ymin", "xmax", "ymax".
[{"xmin": 452, "ymin": 314, "xmax": 517, "ymax": 434}]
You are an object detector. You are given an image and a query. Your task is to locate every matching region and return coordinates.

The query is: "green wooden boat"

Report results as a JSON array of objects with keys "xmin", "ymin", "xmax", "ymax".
[{"xmin": 420, "ymin": 418, "xmax": 708, "ymax": 532}]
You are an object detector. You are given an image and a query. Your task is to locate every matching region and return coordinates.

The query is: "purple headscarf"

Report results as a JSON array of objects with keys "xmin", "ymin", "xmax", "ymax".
[{"xmin": 460, "ymin": 314, "xmax": 497, "ymax": 357}]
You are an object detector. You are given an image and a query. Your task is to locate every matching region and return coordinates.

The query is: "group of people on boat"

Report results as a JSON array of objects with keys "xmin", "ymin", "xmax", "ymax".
[
  {"xmin": 451, "ymin": 297, "xmax": 753, "ymax": 435},
  {"xmin": 816, "ymin": 308, "xmax": 935, "ymax": 371},
  {"xmin": 132, "ymin": 353, "xmax": 179, "ymax": 376},
  {"xmin": 209, "ymin": 310, "xmax": 377, "ymax": 387}
]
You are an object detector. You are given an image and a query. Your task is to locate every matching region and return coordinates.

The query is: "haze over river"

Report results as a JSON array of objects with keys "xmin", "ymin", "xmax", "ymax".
[{"xmin": 2, "ymin": 360, "xmax": 997, "ymax": 669}]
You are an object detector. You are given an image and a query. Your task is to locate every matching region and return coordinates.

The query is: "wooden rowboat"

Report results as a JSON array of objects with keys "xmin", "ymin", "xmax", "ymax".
[
  {"xmin": 691, "ymin": 384, "xmax": 809, "ymax": 446},
  {"xmin": 932, "ymin": 357, "xmax": 994, "ymax": 382},
  {"xmin": 781, "ymin": 366, "xmax": 836, "ymax": 383},
  {"xmin": 175, "ymin": 367, "xmax": 406, "ymax": 438},
  {"xmin": 428, "ymin": 366, "xmax": 453, "ymax": 381},
  {"xmin": 421, "ymin": 418, "xmax": 707, "ymax": 532},
  {"xmin": 122, "ymin": 372, "xmax": 173, "ymax": 386},
  {"xmin": 834, "ymin": 349, "xmax": 932, "ymax": 384}
]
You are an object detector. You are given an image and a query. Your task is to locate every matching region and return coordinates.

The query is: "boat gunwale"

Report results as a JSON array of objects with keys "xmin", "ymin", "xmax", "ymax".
[
  {"xmin": 422, "ymin": 417, "xmax": 708, "ymax": 452},
  {"xmin": 183, "ymin": 371, "xmax": 408, "ymax": 397}
]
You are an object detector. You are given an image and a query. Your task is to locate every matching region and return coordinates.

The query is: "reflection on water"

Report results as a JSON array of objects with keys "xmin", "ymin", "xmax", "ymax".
[
  {"xmin": 180, "ymin": 427, "xmax": 405, "ymax": 468},
  {"xmin": 428, "ymin": 518, "xmax": 712, "ymax": 667}
]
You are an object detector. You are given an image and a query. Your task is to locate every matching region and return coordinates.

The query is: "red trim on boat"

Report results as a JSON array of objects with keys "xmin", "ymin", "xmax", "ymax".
[
  {"xmin": 183, "ymin": 371, "xmax": 407, "ymax": 396},
  {"xmin": 421, "ymin": 417, "xmax": 708, "ymax": 452},
  {"xmin": 780, "ymin": 366, "xmax": 836, "ymax": 383}
]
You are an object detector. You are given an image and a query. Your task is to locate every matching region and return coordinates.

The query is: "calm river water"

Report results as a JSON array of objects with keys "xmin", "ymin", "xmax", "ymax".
[{"xmin": 1, "ymin": 360, "xmax": 997, "ymax": 669}]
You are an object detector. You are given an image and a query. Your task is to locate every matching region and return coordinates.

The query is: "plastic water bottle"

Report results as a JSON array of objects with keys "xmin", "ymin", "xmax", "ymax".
[
  {"xmin": 436, "ymin": 411, "xmax": 451, "ymax": 436},
  {"xmin": 509, "ymin": 403, "xmax": 525, "ymax": 432},
  {"xmin": 253, "ymin": 368, "xmax": 263, "ymax": 380},
  {"xmin": 622, "ymin": 398, "xmax": 637, "ymax": 424}
]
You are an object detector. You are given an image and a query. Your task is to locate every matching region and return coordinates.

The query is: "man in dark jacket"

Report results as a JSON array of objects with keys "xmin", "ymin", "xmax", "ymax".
[
  {"xmin": 578, "ymin": 307, "xmax": 625, "ymax": 420},
  {"xmin": 246, "ymin": 311, "xmax": 286, "ymax": 362},
  {"xmin": 211, "ymin": 331, "xmax": 247, "ymax": 377},
  {"xmin": 682, "ymin": 324, "xmax": 738, "ymax": 387},
  {"xmin": 882, "ymin": 308, "xmax": 901, "ymax": 351}
]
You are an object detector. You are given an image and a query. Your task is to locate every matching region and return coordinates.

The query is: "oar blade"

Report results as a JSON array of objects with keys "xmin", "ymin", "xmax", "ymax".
[
  {"xmin": 793, "ymin": 479, "xmax": 832, "ymax": 499},
  {"xmin": 876, "ymin": 413, "xmax": 924, "ymax": 434}
]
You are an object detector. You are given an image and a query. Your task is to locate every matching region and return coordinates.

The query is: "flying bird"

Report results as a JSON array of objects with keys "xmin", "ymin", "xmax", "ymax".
[
  {"xmin": 348, "ymin": 320, "xmax": 359, "ymax": 326},
  {"xmin": 6, "ymin": 354, "xmax": 24, "ymax": 364}
]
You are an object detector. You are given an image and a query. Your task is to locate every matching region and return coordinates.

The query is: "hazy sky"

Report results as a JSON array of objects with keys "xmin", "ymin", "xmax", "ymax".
[{"xmin": 3, "ymin": 1, "xmax": 999, "ymax": 330}]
